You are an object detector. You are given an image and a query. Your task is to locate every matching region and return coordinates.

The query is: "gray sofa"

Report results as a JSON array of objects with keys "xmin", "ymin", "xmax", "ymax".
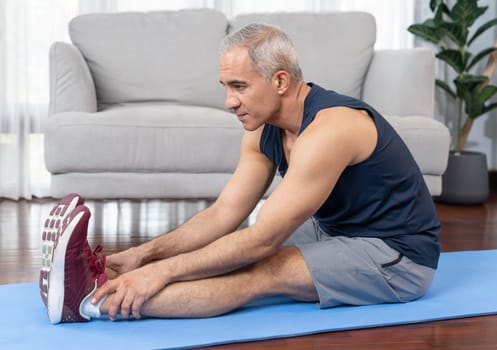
[{"xmin": 45, "ymin": 9, "xmax": 450, "ymax": 199}]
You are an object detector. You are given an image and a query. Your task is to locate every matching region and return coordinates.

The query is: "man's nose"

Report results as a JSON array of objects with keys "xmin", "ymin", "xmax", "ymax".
[{"xmin": 225, "ymin": 91, "xmax": 240, "ymax": 110}]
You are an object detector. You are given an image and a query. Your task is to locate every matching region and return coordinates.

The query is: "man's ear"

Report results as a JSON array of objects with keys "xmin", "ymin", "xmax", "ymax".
[{"xmin": 273, "ymin": 70, "xmax": 291, "ymax": 94}]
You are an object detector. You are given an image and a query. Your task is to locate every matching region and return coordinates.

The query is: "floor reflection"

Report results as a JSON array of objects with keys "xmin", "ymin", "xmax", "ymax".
[
  {"xmin": 0, "ymin": 198, "xmax": 262, "ymax": 251},
  {"xmin": 87, "ymin": 199, "xmax": 213, "ymax": 237},
  {"xmin": 0, "ymin": 198, "xmax": 261, "ymax": 283}
]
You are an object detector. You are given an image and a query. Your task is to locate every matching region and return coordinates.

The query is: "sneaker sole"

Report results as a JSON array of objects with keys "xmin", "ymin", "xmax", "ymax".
[
  {"xmin": 47, "ymin": 206, "xmax": 90, "ymax": 324},
  {"xmin": 40, "ymin": 194, "xmax": 83, "ymax": 306}
]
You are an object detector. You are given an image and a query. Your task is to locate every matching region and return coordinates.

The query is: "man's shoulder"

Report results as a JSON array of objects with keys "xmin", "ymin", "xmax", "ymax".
[
  {"xmin": 243, "ymin": 125, "xmax": 265, "ymax": 149},
  {"xmin": 309, "ymin": 106, "xmax": 373, "ymax": 132},
  {"xmin": 298, "ymin": 107, "xmax": 378, "ymax": 166}
]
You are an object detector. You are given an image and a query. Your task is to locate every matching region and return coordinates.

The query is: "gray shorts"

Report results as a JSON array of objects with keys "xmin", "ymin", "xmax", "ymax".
[{"xmin": 284, "ymin": 218, "xmax": 436, "ymax": 308}]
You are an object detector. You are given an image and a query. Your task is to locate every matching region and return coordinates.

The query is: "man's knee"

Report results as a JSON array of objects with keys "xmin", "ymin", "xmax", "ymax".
[
  {"xmin": 385, "ymin": 257, "xmax": 436, "ymax": 302},
  {"xmin": 249, "ymin": 247, "xmax": 318, "ymax": 302}
]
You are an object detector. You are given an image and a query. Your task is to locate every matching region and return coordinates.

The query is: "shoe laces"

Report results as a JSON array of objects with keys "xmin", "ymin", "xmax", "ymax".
[{"xmin": 85, "ymin": 243, "xmax": 106, "ymax": 276}]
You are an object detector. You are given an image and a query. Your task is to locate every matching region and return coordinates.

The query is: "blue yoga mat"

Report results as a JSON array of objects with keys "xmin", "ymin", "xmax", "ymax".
[{"xmin": 1, "ymin": 250, "xmax": 496, "ymax": 349}]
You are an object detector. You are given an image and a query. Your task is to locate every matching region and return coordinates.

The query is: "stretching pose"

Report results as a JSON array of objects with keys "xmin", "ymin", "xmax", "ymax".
[{"xmin": 40, "ymin": 23, "xmax": 440, "ymax": 324}]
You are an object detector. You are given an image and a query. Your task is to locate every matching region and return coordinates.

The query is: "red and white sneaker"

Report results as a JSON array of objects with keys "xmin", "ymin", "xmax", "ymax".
[
  {"xmin": 39, "ymin": 194, "xmax": 84, "ymax": 307},
  {"xmin": 46, "ymin": 205, "xmax": 108, "ymax": 324}
]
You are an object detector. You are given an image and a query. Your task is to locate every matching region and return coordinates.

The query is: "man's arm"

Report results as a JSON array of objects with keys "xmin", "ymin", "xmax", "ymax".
[
  {"xmin": 107, "ymin": 127, "xmax": 276, "ymax": 273},
  {"xmin": 151, "ymin": 107, "xmax": 378, "ymax": 281},
  {"xmin": 95, "ymin": 107, "xmax": 377, "ymax": 319}
]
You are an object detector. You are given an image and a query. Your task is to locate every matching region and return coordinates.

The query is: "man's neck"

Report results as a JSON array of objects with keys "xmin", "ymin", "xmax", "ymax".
[{"xmin": 275, "ymin": 81, "xmax": 310, "ymax": 136}]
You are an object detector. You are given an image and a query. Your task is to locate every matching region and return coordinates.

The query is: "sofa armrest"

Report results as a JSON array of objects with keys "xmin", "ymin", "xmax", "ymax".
[
  {"xmin": 385, "ymin": 115, "xmax": 450, "ymax": 176},
  {"xmin": 49, "ymin": 42, "xmax": 97, "ymax": 116},
  {"xmin": 385, "ymin": 115, "xmax": 450, "ymax": 196},
  {"xmin": 362, "ymin": 48, "xmax": 436, "ymax": 118}
]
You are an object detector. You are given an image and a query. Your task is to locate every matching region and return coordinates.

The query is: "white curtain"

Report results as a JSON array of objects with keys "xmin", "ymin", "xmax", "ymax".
[
  {"xmin": 0, "ymin": 1, "xmax": 79, "ymax": 199},
  {"xmin": 0, "ymin": 0, "xmax": 415, "ymax": 199}
]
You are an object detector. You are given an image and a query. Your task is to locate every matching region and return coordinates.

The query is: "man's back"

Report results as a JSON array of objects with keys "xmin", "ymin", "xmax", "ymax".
[{"xmin": 260, "ymin": 83, "xmax": 440, "ymax": 269}]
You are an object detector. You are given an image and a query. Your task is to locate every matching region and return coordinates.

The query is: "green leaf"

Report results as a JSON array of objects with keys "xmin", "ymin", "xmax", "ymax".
[
  {"xmin": 433, "ymin": 3, "xmax": 445, "ymax": 26},
  {"xmin": 468, "ymin": 18, "xmax": 497, "ymax": 46},
  {"xmin": 424, "ymin": 19, "xmax": 440, "ymax": 28},
  {"xmin": 464, "ymin": 94, "xmax": 477, "ymax": 117},
  {"xmin": 436, "ymin": 79, "xmax": 457, "ymax": 98},
  {"xmin": 467, "ymin": 85, "xmax": 497, "ymax": 119},
  {"xmin": 442, "ymin": 3, "xmax": 451, "ymax": 15},
  {"xmin": 477, "ymin": 85, "xmax": 497, "ymax": 104},
  {"xmin": 450, "ymin": 0, "xmax": 486, "ymax": 30},
  {"xmin": 430, "ymin": 0, "xmax": 441, "ymax": 12},
  {"xmin": 441, "ymin": 22, "xmax": 467, "ymax": 47},
  {"xmin": 407, "ymin": 23, "xmax": 443, "ymax": 44},
  {"xmin": 430, "ymin": 0, "xmax": 450, "ymax": 14},
  {"xmin": 455, "ymin": 74, "xmax": 488, "ymax": 100},
  {"xmin": 481, "ymin": 102, "xmax": 497, "ymax": 116},
  {"xmin": 436, "ymin": 49, "xmax": 470, "ymax": 73},
  {"xmin": 456, "ymin": 74, "xmax": 488, "ymax": 87},
  {"xmin": 470, "ymin": 99, "xmax": 497, "ymax": 120},
  {"xmin": 467, "ymin": 47, "xmax": 497, "ymax": 71},
  {"xmin": 475, "ymin": 6, "xmax": 489, "ymax": 22},
  {"xmin": 461, "ymin": 86, "xmax": 485, "ymax": 119}
]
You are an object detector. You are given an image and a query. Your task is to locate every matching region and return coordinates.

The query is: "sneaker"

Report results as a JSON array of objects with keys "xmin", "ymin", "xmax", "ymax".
[
  {"xmin": 47, "ymin": 205, "xmax": 108, "ymax": 324},
  {"xmin": 39, "ymin": 194, "xmax": 84, "ymax": 307}
]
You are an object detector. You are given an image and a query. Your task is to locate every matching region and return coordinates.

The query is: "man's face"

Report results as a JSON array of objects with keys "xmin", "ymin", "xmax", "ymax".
[{"xmin": 219, "ymin": 46, "xmax": 280, "ymax": 131}]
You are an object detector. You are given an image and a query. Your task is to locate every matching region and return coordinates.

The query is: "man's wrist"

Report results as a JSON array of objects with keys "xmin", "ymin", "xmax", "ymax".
[
  {"xmin": 149, "ymin": 258, "xmax": 174, "ymax": 286},
  {"xmin": 135, "ymin": 239, "xmax": 163, "ymax": 265},
  {"xmin": 129, "ymin": 245, "xmax": 148, "ymax": 267}
]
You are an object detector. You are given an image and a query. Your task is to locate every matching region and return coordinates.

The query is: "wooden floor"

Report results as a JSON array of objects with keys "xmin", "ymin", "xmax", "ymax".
[{"xmin": 1, "ymin": 194, "xmax": 497, "ymax": 349}]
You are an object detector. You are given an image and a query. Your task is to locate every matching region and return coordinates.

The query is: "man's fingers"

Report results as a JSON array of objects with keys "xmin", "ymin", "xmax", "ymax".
[
  {"xmin": 92, "ymin": 280, "xmax": 116, "ymax": 304},
  {"xmin": 132, "ymin": 296, "xmax": 145, "ymax": 319},
  {"xmin": 107, "ymin": 290, "xmax": 125, "ymax": 320},
  {"xmin": 120, "ymin": 293, "xmax": 135, "ymax": 319}
]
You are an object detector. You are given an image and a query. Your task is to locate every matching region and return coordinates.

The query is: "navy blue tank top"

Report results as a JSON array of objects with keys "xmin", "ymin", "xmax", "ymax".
[{"xmin": 260, "ymin": 83, "xmax": 440, "ymax": 268}]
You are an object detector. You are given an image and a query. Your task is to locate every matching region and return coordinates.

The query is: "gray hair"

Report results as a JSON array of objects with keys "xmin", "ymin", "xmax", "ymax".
[{"xmin": 220, "ymin": 23, "xmax": 303, "ymax": 82}]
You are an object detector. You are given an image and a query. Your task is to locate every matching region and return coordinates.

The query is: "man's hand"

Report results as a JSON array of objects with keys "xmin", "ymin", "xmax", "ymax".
[
  {"xmin": 105, "ymin": 247, "xmax": 143, "ymax": 279},
  {"xmin": 93, "ymin": 263, "xmax": 167, "ymax": 320}
]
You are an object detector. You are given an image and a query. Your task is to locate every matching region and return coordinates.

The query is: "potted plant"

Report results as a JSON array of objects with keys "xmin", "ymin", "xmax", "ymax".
[{"xmin": 408, "ymin": 0, "xmax": 497, "ymax": 204}]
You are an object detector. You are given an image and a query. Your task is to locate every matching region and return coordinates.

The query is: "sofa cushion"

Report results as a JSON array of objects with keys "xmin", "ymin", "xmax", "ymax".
[
  {"xmin": 230, "ymin": 12, "xmax": 376, "ymax": 99},
  {"xmin": 69, "ymin": 9, "xmax": 228, "ymax": 109},
  {"xmin": 44, "ymin": 104, "xmax": 243, "ymax": 173}
]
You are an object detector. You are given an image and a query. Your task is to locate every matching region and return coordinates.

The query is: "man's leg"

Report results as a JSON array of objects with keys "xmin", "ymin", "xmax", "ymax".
[
  {"xmin": 99, "ymin": 247, "xmax": 319, "ymax": 319},
  {"xmin": 296, "ymin": 236, "xmax": 436, "ymax": 308}
]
